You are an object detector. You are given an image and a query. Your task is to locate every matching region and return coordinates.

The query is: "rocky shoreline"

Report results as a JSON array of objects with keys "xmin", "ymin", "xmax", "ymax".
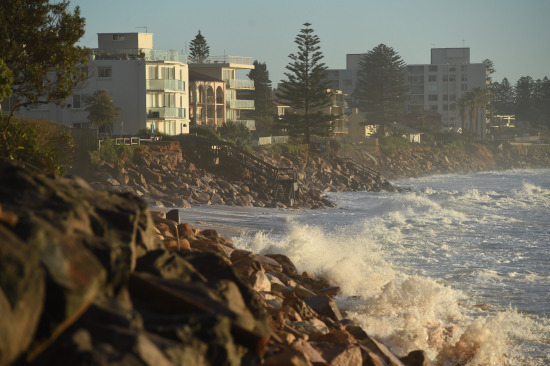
[
  {"xmin": 2, "ymin": 143, "xmax": 549, "ymax": 365},
  {"xmin": 85, "ymin": 141, "xmax": 550, "ymax": 210},
  {"xmin": 1, "ymin": 158, "xmax": 429, "ymax": 365}
]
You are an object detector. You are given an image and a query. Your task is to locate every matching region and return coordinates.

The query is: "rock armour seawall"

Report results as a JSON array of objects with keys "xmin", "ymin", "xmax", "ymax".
[
  {"xmin": 0, "ymin": 159, "xmax": 431, "ymax": 365},
  {"xmin": 88, "ymin": 142, "xmax": 550, "ymax": 209}
]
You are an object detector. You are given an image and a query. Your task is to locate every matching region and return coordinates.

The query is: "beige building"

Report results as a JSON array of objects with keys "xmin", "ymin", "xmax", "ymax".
[
  {"xmin": 189, "ymin": 70, "xmax": 226, "ymax": 128},
  {"xmin": 14, "ymin": 32, "xmax": 190, "ymax": 136},
  {"xmin": 189, "ymin": 57, "xmax": 255, "ymax": 130}
]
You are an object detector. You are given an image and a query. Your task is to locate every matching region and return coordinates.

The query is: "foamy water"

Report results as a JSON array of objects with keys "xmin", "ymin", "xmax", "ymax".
[{"xmin": 179, "ymin": 168, "xmax": 550, "ymax": 365}]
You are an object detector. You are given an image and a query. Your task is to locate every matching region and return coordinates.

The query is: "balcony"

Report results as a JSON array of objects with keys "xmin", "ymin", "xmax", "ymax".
[
  {"xmin": 146, "ymin": 79, "xmax": 186, "ymax": 91},
  {"xmin": 147, "ymin": 107, "xmax": 185, "ymax": 119},
  {"xmin": 228, "ymin": 79, "xmax": 254, "ymax": 89},
  {"xmin": 90, "ymin": 49, "xmax": 187, "ymax": 63},
  {"xmin": 228, "ymin": 100, "xmax": 255, "ymax": 109}
]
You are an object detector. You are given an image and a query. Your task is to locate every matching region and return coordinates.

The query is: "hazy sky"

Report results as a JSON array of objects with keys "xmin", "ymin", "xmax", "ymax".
[{"xmin": 70, "ymin": 0, "xmax": 549, "ymax": 86}]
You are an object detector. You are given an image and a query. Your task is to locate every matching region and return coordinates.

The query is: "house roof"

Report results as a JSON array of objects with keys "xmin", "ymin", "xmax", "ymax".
[{"xmin": 272, "ymin": 100, "xmax": 290, "ymax": 108}]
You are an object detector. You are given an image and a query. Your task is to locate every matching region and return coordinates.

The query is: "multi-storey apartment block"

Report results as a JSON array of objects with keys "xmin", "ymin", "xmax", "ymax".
[
  {"xmin": 189, "ymin": 57, "xmax": 255, "ymax": 130},
  {"xmin": 327, "ymin": 48, "xmax": 487, "ymax": 137},
  {"xmin": 405, "ymin": 48, "xmax": 487, "ymax": 135},
  {"xmin": 14, "ymin": 32, "xmax": 190, "ymax": 136}
]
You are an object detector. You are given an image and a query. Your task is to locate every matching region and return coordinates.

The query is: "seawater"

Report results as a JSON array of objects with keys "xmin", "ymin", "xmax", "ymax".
[{"xmin": 179, "ymin": 168, "xmax": 550, "ymax": 365}]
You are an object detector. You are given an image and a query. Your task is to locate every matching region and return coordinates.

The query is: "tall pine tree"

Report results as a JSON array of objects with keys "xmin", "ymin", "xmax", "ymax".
[
  {"xmin": 276, "ymin": 22, "xmax": 332, "ymax": 143},
  {"xmin": 189, "ymin": 30, "xmax": 210, "ymax": 63},
  {"xmin": 247, "ymin": 61, "xmax": 273, "ymax": 135},
  {"xmin": 353, "ymin": 44, "xmax": 407, "ymax": 130}
]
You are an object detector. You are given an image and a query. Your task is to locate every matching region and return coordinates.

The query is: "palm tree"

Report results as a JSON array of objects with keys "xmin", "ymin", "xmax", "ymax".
[{"xmin": 456, "ymin": 95, "xmax": 468, "ymax": 134}]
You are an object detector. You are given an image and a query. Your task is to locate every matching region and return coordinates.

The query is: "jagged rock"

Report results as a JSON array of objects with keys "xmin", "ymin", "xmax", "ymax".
[
  {"xmin": 310, "ymin": 342, "xmax": 362, "ymax": 366},
  {"xmin": 0, "ymin": 225, "xmax": 45, "ymax": 366},
  {"xmin": 400, "ymin": 350, "xmax": 432, "ymax": 366},
  {"xmin": 266, "ymin": 254, "xmax": 298, "ymax": 277},
  {"xmin": 304, "ymin": 294, "xmax": 343, "ymax": 321},
  {"xmin": 361, "ymin": 336, "xmax": 406, "ymax": 366},
  {"xmin": 263, "ymin": 348, "xmax": 312, "ymax": 366}
]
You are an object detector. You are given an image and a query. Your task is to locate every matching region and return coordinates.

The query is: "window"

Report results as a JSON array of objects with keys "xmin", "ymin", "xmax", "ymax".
[
  {"xmin": 443, "ymin": 75, "xmax": 448, "ymax": 82},
  {"xmin": 443, "ymin": 94, "xmax": 448, "ymax": 101},
  {"xmin": 430, "ymin": 105, "xmax": 438, "ymax": 111},
  {"xmin": 428, "ymin": 75, "xmax": 437, "ymax": 82},
  {"xmin": 148, "ymin": 66, "xmax": 157, "ymax": 79},
  {"xmin": 450, "ymin": 104, "xmax": 456, "ymax": 111},
  {"xmin": 449, "ymin": 66, "xmax": 456, "ymax": 72},
  {"xmin": 449, "ymin": 94, "xmax": 456, "ymax": 101},
  {"xmin": 164, "ymin": 93, "xmax": 175, "ymax": 107},
  {"xmin": 443, "ymin": 104, "xmax": 448, "ymax": 111},
  {"xmin": 410, "ymin": 85, "xmax": 424, "ymax": 94},
  {"xmin": 428, "ymin": 94, "xmax": 438, "ymax": 101},
  {"xmin": 449, "ymin": 75, "xmax": 456, "ymax": 82},
  {"xmin": 428, "ymin": 85, "xmax": 437, "ymax": 92},
  {"xmin": 408, "ymin": 66, "xmax": 424, "ymax": 75},
  {"xmin": 461, "ymin": 75, "xmax": 468, "ymax": 82},
  {"xmin": 72, "ymin": 94, "xmax": 83, "ymax": 109},
  {"xmin": 162, "ymin": 67, "xmax": 175, "ymax": 79},
  {"xmin": 429, "ymin": 65, "xmax": 438, "ymax": 72},
  {"xmin": 409, "ymin": 75, "xmax": 424, "ymax": 84},
  {"xmin": 113, "ymin": 34, "xmax": 125, "ymax": 41},
  {"xmin": 98, "ymin": 66, "xmax": 112, "ymax": 78}
]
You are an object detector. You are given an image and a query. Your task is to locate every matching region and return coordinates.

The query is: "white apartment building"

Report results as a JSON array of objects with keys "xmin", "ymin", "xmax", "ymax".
[
  {"xmin": 405, "ymin": 48, "xmax": 487, "ymax": 136},
  {"xmin": 327, "ymin": 49, "xmax": 488, "ymax": 137},
  {"xmin": 14, "ymin": 32, "xmax": 190, "ymax": 136},
  {"xmin": 189, "ymin": 57, "xmax": 255, "ymax": 129}
]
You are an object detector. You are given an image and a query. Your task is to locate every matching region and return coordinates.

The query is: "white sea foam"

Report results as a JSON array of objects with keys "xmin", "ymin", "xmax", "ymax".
[{"xmin": 224, "ymin": 169, "xmax": 550, "ymax": 365}]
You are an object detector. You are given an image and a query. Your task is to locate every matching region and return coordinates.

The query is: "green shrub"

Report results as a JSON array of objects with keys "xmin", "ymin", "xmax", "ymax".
[
  {"xmin": 0, "ymin": 114, "xmax": 74, "ymax": 174},
  {"xmin": 379, "ymin": 135, "xmax": 410, "ymax": 155},
  {"xmin": 89, "ymin": 137, "xmax": 135, "ymax": 167},
  {"xmin": 218, "ymin": 121, "xmax": 252, "ymax": 146},
  {"xmin": 190, "ymin": 125, "xmax": 222, "ymax": 141}
]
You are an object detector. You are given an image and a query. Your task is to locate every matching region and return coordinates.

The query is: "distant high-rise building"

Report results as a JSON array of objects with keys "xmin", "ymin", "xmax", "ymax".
[
  {"xmin": 405, "ymin": 48, "xmax": 487, "ymax": 137},
  {"xmin": 326, "ymin": 48, "xmax": 488, "ymax": 137}
]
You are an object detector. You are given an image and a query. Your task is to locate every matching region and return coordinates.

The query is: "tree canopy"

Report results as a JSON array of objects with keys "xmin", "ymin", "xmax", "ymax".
[
  {"xmin": 85, "ymin": 90, "xmax": 121, "ymax": 137},
  {"xmin": 247, "ymin": 61, "xmax": 273, "ymax": 135},
  {"xmin": 189, "ymin": 30, "xmax": 210, "ymax": 63},
  {"xmin": 276, "ymin": 22, "xmax": 332, "ymax": 143},
  {"xmin": 353, "ymin": 44, "xmax": 407, "ymax": 128},
  {"xmin": 0, "ymin": 59, "xmax": 13, "ymax": 103},
  {"xmin": 0, "ymin": 0, "xmax": 88, "ymax": 117}
]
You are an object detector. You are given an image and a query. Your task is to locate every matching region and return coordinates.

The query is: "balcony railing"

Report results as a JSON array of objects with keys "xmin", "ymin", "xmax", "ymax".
[
  {"xmin": 146, "ymin": 79, "xmax": 186, "ymax": 91},
  {"xmin": 206, "ymin": 56, "xmax": 254, "ymax": 65},
  {"xmin": 333, "ymin": 127, "xmax": 349, "ymax": 134},
  {"xmin": 228, "ymin": 79, "xmax": 254, "ymax": 89},
  {"xmin": 90, "ymin": 49, "xmax": 187, "ymax": 63},
  {"xmin": 228, "ymin": 100, "xmax": 255, "ymax": 109},
  {"xmin": 147, "ymin": 107, "xmax": 185, "ymax": 119}
]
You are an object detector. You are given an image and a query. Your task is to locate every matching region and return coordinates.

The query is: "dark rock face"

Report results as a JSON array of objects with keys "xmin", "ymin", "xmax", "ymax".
[
  {"xmin": 0, "ymin": 160, "xmax": 270, "ymax": 365},
  {"xmin": 0, "ymin": 159, "xmax": 438, "ymax": 365}
]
